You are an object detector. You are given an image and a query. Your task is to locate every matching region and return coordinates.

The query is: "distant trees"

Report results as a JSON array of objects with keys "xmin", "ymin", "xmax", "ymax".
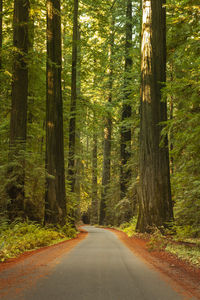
[
  {"xmin": 136, "ymin": 0, "xmax": 173, "ymax": 232},
  {"xmin": 45, "ymin": 0, "xmax": 66, "ymax": 225},
  {"xmin": 165, "ymin": 0, "xmax": 200, "ymax": 235},
  {"xmin": 91, "ymin": 128, "xmax": 98, "ymax": 224},
  {"xmin": 99, "ymin": 14, "xmax": 115, "ymax": 226}
]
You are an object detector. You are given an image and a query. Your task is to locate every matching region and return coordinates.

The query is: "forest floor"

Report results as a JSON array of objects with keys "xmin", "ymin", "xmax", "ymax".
[
  {"xmin": 108, "ymin": 228, "xmax": 200, "ymax": 300},
  {"xmin": 0, "ymin": 226, "xmax": 199, "ymax": 299}
]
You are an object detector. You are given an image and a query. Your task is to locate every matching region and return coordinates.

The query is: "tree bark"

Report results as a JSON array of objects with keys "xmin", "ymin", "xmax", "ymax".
[
  {"xmin": 0, "ymin": 0, "xmax": 2, "ymax": 70},
  {"xmin": 68, "ymin": 0, "xmax": 79, "ymax": 194},
  {"xmin": 27, "ymin": 1, "xmax": 35, "ymax": 124},
  {"xmin": 91, "ymin": 130, "xmax": 98, "ymax": 224},
  {"xmin": 74, "ymin": 24, "xmax": 81, "ymax": 221},
  {"xmin": 7, "ymin": 0, "xmax": 29, "ymax": 220},
  {"xmin": 120, "ymin": 0, "xmax": 132, "ymax": 200},
  {"xmin": 99, "ymin": 17, "xmax": 114, "ymax": 225},
  {"xmin": 45, "ymin": 0, "xmax": 66, "ymax": 225},
  {"xmin": 136, "ymin": 0, "xmax": 173, "ymax": 232}
]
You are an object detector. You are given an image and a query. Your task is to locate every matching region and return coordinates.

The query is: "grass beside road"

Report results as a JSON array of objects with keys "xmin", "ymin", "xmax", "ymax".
[
  {"xmin": 118, "ymin": 218, "xmax": 200, "ymax": 268},
  {"xmin": 0, "ymin": 218, "xmax": 77, "ymax": 262}
]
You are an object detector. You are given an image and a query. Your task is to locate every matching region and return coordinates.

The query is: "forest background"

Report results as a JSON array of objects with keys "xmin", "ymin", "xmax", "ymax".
[{"xmin": 0, "ymin": 0, "xmax": 199, "ymax": 253}]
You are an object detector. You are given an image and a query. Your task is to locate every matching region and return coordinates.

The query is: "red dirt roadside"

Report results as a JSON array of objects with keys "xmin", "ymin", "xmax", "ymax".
[
  {"xmin": 108, "ymin": 228, "xmax": 200, "ymax": 300},
  {"xmin": 0, "ymin": 229, "xmax": 88, "ymax": 299},
  {"xmin": 0, "ymin": 226, "xmax": 200, "ymax": 299}
]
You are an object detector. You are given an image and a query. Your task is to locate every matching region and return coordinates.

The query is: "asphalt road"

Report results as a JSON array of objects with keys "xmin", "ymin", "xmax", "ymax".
[{"xmin": 1, "ymin": 226, "xmax": 193, "ymax": 300}]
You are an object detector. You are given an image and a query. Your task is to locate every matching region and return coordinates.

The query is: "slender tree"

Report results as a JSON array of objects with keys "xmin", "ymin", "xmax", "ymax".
[
  {"xmin": 74, "ymin": 24, "xmax": 81, "ymax": 220},
  {"xmin": 99, "ymin": 17, "xmax": 114, "ymax": 225},
  {"xmin": 45, "ymin": 0, "xmax": 66, "ymax": 225},
  {"xmin": 120, "ymin": 0, "xmax": 133, "ymax": 201},
  {"xmin": 91, "ymin": 128, "xmax": 98, "ymax": 224},
  {"xmin": 7, "ymin": 0, "xmax": 29, "ymax": 219},
  {"xmin": 0, "ymin": 0, "xmax": 2, "ymax": 70},
  {"xmin": 136, "ymin": 0, "xmax": 173, "ymax": 232},
  {"xmin": 68, "ymin": 0, "xmax": 79, "ymax": 194},
  {"xmin": 27, "ymin": 0, "xmax": 35, "ymax": 124}
]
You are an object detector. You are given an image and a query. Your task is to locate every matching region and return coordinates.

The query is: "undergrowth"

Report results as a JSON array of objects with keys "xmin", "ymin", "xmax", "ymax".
[
  {"xmin": 0, "ymin": 218, "xmax": 77, "ymax": 262},
  {"xmin": 147, "ymin": 228, "xmax": 200, "ymax": 268},
  {"xmin": 118, "ymin": 219, "xmax": 200, "ymax": 268},
  {"xmin": 165, "ymin": 243, "xmax": 200, "ymax": 267},
  {"xmin": 119, "ymin": 217, "xmax": 137, "ymax": 237}
]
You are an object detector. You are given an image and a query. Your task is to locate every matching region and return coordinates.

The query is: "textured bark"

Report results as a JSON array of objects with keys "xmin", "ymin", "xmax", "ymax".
[
  {"xmin": 45, "ymin": 0, "xmax": 66, "ymax": 225},
  {"xmin": 169, "ymin": 70, "xmax": 174, "ymax": 174},
  {"xmin": 99, "ymin": 19, "xmax": 114, "ymax": 225},
  {"xmin": 74, "ymin": 25, "xmax": 81, "ymax": 220},
  {"xmin": 120, "ymin": 0, "xmax": 132, "ymax": 200},
  {"xmin": 136, "ymin": 0, "xmax": 173, "ymax": 232},
  {"xmin": 27, "ymin": 2, "xmax": 35, "ymax": 124},
  {"xmin": 0, "ymin": 0, "xmax": 2, "ymax": 69},
  {"xmin": 68, "ymin": 0, "xmax": 79, "ymax": 194},
  {"xmin": 91, "ymin": 131, "xmax": 98, "ymax": 224},
  {"xmin": 99, "ymin": 116, "xmax": 112, "ymax": 225},
  {"xmin": 7, "ymin": 0, "xmax": 29, "ymax": 220}
]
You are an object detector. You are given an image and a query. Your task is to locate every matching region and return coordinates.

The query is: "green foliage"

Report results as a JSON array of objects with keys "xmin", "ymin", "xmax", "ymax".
[
  {"xmin": 146, "ymin": 225, "xmax": 200, "ymax": 267},
  {"xmin": 0, "ymin": 219, "xmax": 76, "ymax": 262},
  {"xmin": 164, "ymin": 0, "xmax": 200, "ymax": 237},
  {"xmin": 165, "ymin": 243, "xmax": 200, "ymax": 268},
  {"xmin": 56, "ymin": 220, "xmax": 77, "ymax": 239},
  {"xmin": 119, "ymin": 217, "xmax": 137, "ymax": 237},
  {"xmin": 173, "ymin": 224, "xmax": 200, "ymax": 240},
  {"xmin": 147, "ymin": 229, "xmax": 168, "ymax": 252}
]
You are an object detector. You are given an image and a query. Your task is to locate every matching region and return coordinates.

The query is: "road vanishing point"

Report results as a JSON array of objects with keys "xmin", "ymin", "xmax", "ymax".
[{"xmin": 0, "ymin": 226, "xmax": 197, "ymax": 300}]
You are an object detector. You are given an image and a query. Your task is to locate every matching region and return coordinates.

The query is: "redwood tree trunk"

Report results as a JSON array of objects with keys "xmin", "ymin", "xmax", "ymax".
[
  {"xmin": 68, "ymin": 0, "xmax": 79, "ymax": 194},
  {"xmin": 136, "ymin": 0, "xmax": 173, "ymax": 232},
  {"xmin": 91, "ymin": 131, "xmax": 98, "ymax": 224},
  {"xmin": 0, "ymin": 0, "xmax": 2, "ymax": 69},
  {"xmin": 120, "ymin": 0, "xmax": 132, "ymax": 200},
  {"xmin": 99, "ymin": 18, "xmax": 114, "ymax": 225},
  {"xmin": 45, "ymin": 0, "xmax": 66, "ymax": 225},
  {"xmin": 7, "ymin": 0, "xmax": 29, "ymax": 220},
  {"xmin": 99, "ymin": 115, "xmax": 112, "ymax": 225}
]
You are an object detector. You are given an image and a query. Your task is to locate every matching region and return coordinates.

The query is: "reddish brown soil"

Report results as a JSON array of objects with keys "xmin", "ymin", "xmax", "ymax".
[
  {"xmin": 1, "ymin": 227, "xmax": 200, "ymax": 299},
  {"xmin": 108, "ymin": 228, "xmax": 200, "ymax": 300},
  {"xmin": 0, "ymin": 229, "xmax": 88, "ymax": 299}
]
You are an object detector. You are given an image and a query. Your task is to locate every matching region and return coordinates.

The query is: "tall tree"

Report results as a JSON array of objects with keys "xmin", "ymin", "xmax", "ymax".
[
  {"xmin": 120, "ymin": 0, "xmax": 133, "ymax": 201},
  {"xmin": 99, "ymin": 16, "xmax": 114, "ymax": 225},
  {"xmin": 7, "ymin": 0, "xmax": 29, "ymax": 219},
  {"xmin": 74, "ymin": 24, "xmax": 81, "ymax": 220},
  {"xmin": 0, "ymin": 0, "xmax": 2, "ymax": 70},
  {"xmin": 68, "ymin": 0, "xmax": 79, "ymax": 195},
  {"xmin": 136, "ymin": 0, "xmax": 173, "ymax": 232},
  {"xmin": 91, "ymin": 127, "xmax": 98, "ymax": 224},
  {"xmin": 45, "ymin": 0, "xmax": 66, "ymax": 225}
]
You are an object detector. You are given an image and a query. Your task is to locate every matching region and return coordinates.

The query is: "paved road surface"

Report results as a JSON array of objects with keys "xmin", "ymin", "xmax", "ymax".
[{"xmin": 1, "ymin": 226, "xmax": 195, "ymax": 300}]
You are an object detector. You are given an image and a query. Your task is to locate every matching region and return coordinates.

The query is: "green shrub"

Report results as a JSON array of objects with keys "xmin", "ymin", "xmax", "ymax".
[
  {"xmin": 0, "ymin": 219, "xmax": 76, "ymax": 262},
  {"xmin": 120, "ymin": 217, "xmax": 137, "ymax": 237},
  {"xmin": 165, "ymin": 243, "xmax": 200, "ymax": 267}
]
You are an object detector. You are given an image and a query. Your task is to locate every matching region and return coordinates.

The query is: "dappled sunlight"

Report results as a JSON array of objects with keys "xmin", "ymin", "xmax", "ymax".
[
  {"xmin": 141, "ymin": 0, "xmax": 152, "ymax": 103},
  {"xmin": 47, "ymin": 122, "xmax": 54, "ymax": 128},
  {"xmin": 47, "ymin": 1, "xmax": 53, "ymax": 21}
]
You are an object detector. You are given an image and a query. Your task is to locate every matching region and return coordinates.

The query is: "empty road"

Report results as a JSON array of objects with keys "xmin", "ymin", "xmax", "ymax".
[{"xmin": 0, "ymin": 226, "xmax": 196, "ymax": 300}]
